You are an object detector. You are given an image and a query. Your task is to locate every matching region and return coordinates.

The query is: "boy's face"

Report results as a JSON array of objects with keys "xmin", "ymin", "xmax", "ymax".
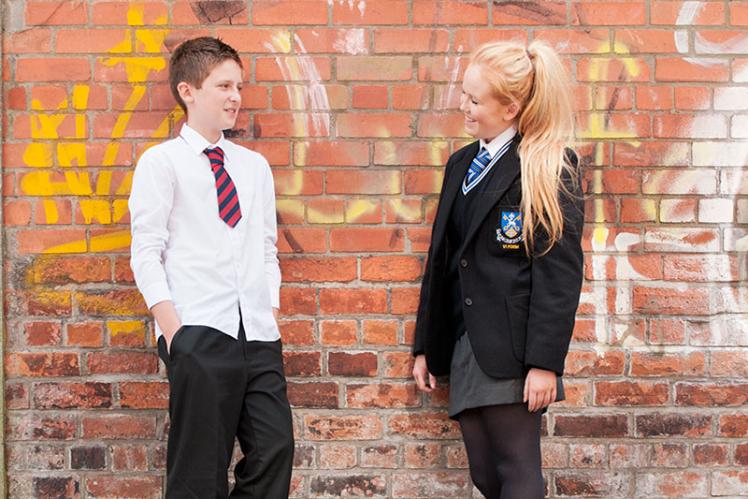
[{"xmin": 179, "ymin": 59, "xmax": 243, "ymax": 140}]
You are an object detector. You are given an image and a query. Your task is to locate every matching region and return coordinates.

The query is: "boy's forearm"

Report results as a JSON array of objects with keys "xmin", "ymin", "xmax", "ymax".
[{"xmin": 151, "ymin": 301, "xmax": 181, "ymax": 337}]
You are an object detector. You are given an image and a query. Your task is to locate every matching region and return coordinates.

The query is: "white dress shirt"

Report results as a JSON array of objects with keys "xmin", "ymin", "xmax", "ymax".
[
  {"xmin": 480, "ymin": 125, "xmax": 517, "ymax": 161},
  {"xmin": 129, "ymin": 124, "xmax": 281, "ymax": 341}
]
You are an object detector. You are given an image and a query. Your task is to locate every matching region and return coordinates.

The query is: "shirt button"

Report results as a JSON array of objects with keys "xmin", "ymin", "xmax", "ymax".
[
  {"xmin": 460, "ymin": 259, "xmax": 468, "ymax": 268},
  {"xmin": 464, "ymin": 298, "xmax": 473, "ymax": 306}
]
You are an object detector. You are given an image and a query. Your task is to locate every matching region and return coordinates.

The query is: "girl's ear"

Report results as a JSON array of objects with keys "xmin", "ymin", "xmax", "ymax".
[
  {"xmin": 504, "ymin": 102, "xmax": 521, "ymax": 122},
  {"xmin": 177, "ymin": 81, "xmax": 194, "ymax": 104}
]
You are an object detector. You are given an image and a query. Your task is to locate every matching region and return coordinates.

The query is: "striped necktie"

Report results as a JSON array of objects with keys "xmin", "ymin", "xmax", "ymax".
[
  {"xmin": 462, "ymin": 147, "xmax": 492, "ymax": 194},
  {"xmin": 204, "ymin": 146, "xmax": 242, "ymax": 227}
]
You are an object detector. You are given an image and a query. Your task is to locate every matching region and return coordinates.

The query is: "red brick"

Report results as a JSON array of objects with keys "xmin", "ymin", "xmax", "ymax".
[
  {"xmin": 391, "ymin": 287, "xmax": 419, "ymax": 314},
  {"xmin": 710, "ymin": 351, "xmax": 748, "ymax": 377},
  {"xmin": 33, "ymin": 382, "xmax": 112, "ymax": 409},
  {"xmin": 280, "ymin": 287, "xmax": 317, "ymax": 315},
  {"xmin": 494, "ymin": 0, "xmax": 566, "ymax": 25},
  {"xmin": 556, "ymin": 471, "xmax": 631, "ymax": 496},
  {"xmin": 66, "ymin": 322, "xmax": 104, "ymax": 347},
  {"xmin": 320, "ymin": 289, "xmax": 387, "ymax": 315},
  {"xmin": 633, "ymin": 286, "xmax": 712, "ymax": 315},
  {"xmin": 318, "ymin": 444, "xmax": 357, "ymax": 469},
  {"xmin": 278, "ymin": 227, "xmax": 327, "ymax": 254},
  {"xmin": 720, "ymin": 414, "xmax": 748, "ymax": 437},
  {"xmin": 26, "ymin": 1, "xmax": 88, "ymax": 25},
  {"xmin": 281, "ymin": 257, "xmax": 357, "ymax": 283},
  {"xmin": 375, "ymin": 141, "xmax": 449, "ymax": 166},
  {"xmin": 362, "ymin": 320, "xmax": 399, "ymax": 346},
  {"xmin": 535, "ymin": 29, "xmax": 611, "ymax": 54},
  {"xmin": 694, "ymin": 444, "xmax": 729, "ymax": 466},
  {"xmin": 294, "ymin": 28, "xmax": 369, "ymax": 54},
  {"xmin": 5, "ymin": 28, "xmax": 52, "ymax": 54},
  {"xmin": 336, "ymin": 113, "xmax": 412, "ymax": 137},
  {"xmin": 87, "ymin": 476, "xmax": 162, "ymax": 499},
  {"xmin": 23, "ymin": 321, "xmax": 61, "ymax": 346},
  {"xmin": 26, "ymin": 255, "xmax": 111, "ymax": 285},
  {"xmin": 92, "ymin": 2, "xmax": 168, "ymax": 25},
  {"xmin": 346, "ymin": 383, "xmax": 419, "ymax": 408},
  {"xmin": 555, "ymin": 414, "xmax": 629, "ymax": 437},
  {"xmin": 7, "ymin": 413, "xmax": 77, "ymax": 441},
  {"xmin": 573, "ymin": 1, "xmax": 645, "ymax": 25},
  {"xmin": 635, "ymin": 413, "xmax": 712, "ymax": 437},
  {"xmin": 375, "ymin": 29, "xmax": 449, "ymax": 53},
  {"xmin": 327, "ymin": 170, "xmax": 401, "ymax": 194},
  {"xmin": 388, "ymin": 412, "xmax": 460, "ymax": 439},
  {"xmin": 24, "ymin": 290, "xmax": 73, "ymax": 317},
  {"xmin": 5, "ymin": 352, "xmax": 79, "ymax": 378},
  {"xmin": 283, "ymin": 351, "xmax": 321, "ymax": 377},
  {"xmin": 252, "ymin": 0, "xmax": 327, "ymax": 24},
  {"xmin": 112, "ymin": 444, "xmax": 148, "ymax": 471},
  {"xmin": 76, "ymin": 289, "xmax": 148, "ymax": 316},
  {"xmin": 413, "ymin": 0, "xmax": 488, "ymax": 24},
  {"xmin": 595, "ymin": 381, "xmax": 669, "ymax": 406},
  {"xmin": 320, "ymin": 320, "xmax": 358, "ymax": 346},
  {"xmin": 361, "ymin": 256, "xmax": 422, "ymax": 282},
  {"xmin": 339, "ymin": 56, "xmax": 412, "ymax": 81},
  {"xmin": 361, "ymin": 445, "xmax": 398, "ymax": 468},
  {"xmin": 392, "ymin": 471, "xmax": 470, "ymax": 497},
  {"xmin": 16, "ymin": 229, "xmax": 87, "ymax": 254},
  {"xmin": 565, "ymin": 350, "xmax": 625, "ymax": 377},
  {"xmin": 294, "ymin": 141, "xmax": 369, "ymax": 167},
  {"xmin": 329, "ymin": 228, "xmax": 404, "ymax": 252},
  {"xmin": 328, "ymin": 352, "xmax": 378, "ymax": 376},
  {"xmin": 305, "ymin": 415, "xmax": 383, "ymax": 440},
  {"xmin": 279, "ymin": 320, "xmax": 314, "ymax": 346},
  {"xmin": 255, "ymin": 58, "xmax": 331, "ymax": 82},
  {"xmin": 57, "ymin": 29, "xmax": 131, "ymax": 53},
  {"xmin": 16, "ymin": 58, "xmax": 90, "ymax": 82},
  {"xmin": 675, "ymin": 383, "xmax": 748, "ymax": 407},
  {"xmin": 657, "ymin": 57, "xmax": 730, "ymax": 82},
  {"xmin": 652, "ymin": 1, "xmax": 724, "ymax": 25},
  {"xmin": 630, "ymin": 352, "xmax": 705, "ymax": 377},
  {"xmin": 333, "ymin": 0, "xmax": 408, "ymax": 24},
  {"xmin": 352, "ymin": 85, "xmax": 388, "ymax": 109},
  {"xmin": 88, "ymin": 351, "xmax": 158, "ymax": 375},
  {"xmin": 287, "ymin": 381, "xmax": 338, "ymax": 408},
  {"xmin": 119, "ymin": 381, "xmax": 168, "ymax": 409}
]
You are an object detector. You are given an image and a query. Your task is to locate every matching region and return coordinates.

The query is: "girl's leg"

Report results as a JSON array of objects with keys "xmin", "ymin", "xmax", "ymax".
[{"xmin": 458, "ymin": 403, "xmax": 544, "ymax": 499}]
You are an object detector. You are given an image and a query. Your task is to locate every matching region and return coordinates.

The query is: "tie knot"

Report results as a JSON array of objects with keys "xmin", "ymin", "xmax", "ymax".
[
  {"xmin": 204, "ymin": 146, "xmax": 224, "ymax": 165},
  {"xmin": 477, "ymin": 147, "xmax": 491, "ymax": 164}
]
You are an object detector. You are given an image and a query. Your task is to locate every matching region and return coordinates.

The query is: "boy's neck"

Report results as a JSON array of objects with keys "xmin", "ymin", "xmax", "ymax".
[{"xmin": 186, "ymin": 119, "xmax": 222, "ymax": 145}]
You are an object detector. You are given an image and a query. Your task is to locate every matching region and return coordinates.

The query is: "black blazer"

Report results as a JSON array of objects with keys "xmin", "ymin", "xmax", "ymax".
[{"xmin": 413, "ymin": 136, "xmax": 584, "ymax": 378}]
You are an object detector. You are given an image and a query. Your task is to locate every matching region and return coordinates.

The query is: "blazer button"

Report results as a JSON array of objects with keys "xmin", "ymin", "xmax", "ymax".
[
  {"xmin": 460, "ymin": 259, "xmax": 468, "ymax": 268},
  {"xmin": 464, "ymin": 298, "xmax": 473, "ymax": 306}
]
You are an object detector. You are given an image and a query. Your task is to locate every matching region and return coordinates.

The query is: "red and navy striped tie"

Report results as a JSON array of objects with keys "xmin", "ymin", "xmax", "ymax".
[{"xmin": 204, "ymin": 146, "xmax": 242, "ymax": 227}]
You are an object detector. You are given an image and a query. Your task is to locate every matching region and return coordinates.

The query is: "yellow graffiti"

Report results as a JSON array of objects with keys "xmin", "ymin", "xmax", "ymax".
[
  {"xmin": 582, "ymin": 41, "xmax": 644, "ymax": 247},
  {"xmin": 19, "ymin": 4, "xmax": 178, "ymax": 254}
]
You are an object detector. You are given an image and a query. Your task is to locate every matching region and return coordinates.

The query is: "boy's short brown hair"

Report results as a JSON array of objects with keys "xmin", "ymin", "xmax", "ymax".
[{"xmin": 169, "ymin": 37, "xmax": 243, "ymax": 113}]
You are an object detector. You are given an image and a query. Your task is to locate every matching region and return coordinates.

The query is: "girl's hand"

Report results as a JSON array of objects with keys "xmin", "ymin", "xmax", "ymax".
[
  {"xmin": 523, "ymin": 367, "xmax": 557, "ymax": 412},
  {"xmin": 412, "ymin": 355, "xmax": 437, "ymax": 393}
]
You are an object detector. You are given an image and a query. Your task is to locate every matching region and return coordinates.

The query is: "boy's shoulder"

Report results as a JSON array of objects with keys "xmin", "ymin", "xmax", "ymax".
[{"xmin": 137, "ymin": 136, "xmax": 185, "ymax": 165}]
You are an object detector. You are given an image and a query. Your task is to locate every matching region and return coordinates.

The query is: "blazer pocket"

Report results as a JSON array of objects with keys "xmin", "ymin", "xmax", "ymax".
[
  {"xmin": 486, "ymin": 205, "xmax": 525, "ymax": 256},
  {"xmin": 505, "ymin": 294, "xmax": 530, "ymax": 362}
]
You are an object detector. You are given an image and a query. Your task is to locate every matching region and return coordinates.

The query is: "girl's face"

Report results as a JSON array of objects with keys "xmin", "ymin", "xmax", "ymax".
[{"xmin": 460, "ymin": 64, "xmax": 519, "ymax": 141}]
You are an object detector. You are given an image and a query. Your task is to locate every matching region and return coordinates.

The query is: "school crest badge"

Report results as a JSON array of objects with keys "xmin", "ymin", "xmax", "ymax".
[{"xmin": 497, "ymin": 210, "xmax": 523, "ymax": 247}]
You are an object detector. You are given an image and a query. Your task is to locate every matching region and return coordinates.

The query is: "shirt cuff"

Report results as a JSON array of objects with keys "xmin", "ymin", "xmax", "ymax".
[{"xmin": 141, "ymin": 281, "xmax": 172, "ymax": 310}]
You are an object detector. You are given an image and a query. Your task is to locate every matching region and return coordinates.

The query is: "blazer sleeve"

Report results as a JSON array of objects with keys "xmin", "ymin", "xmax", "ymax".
[
  {"xmin": 412, "ymin": 155, "xmax": 455, "ymax": 356},
  {"xmin": 524, "ymin": 150, "xmax": 585, "ymax": 375}
]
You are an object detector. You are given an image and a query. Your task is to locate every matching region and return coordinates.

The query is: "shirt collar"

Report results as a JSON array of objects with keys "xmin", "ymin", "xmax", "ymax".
[
  {"xmin": 480, "ymin": 125, "xmax": 517, "ymax": 159},
  {"xmin": 179, "ymin": 123, "xmax": 229, "ymax": 158}
]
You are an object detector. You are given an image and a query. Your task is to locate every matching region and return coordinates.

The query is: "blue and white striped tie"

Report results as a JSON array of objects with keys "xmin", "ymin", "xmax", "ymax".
[{"xmin": 462, "ymin": 147, "xmax": 492, "ymax": 194}]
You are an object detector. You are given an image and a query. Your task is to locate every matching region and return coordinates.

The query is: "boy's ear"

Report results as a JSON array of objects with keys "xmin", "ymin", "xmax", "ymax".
[{"xmin": 177, "ymin": 81, "xmax": 194, "ymax": 105}]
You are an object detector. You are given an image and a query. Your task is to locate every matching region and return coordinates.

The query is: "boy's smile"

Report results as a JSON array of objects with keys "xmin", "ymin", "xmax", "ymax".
[{"xmin": 180, "ymin": 59, "xmax": 243, "ymax": 143}]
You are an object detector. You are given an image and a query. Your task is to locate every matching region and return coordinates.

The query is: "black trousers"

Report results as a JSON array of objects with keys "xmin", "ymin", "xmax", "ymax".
[{"xmin": 157, "ymin": 324, "xmax": 294, "ymax": 498}]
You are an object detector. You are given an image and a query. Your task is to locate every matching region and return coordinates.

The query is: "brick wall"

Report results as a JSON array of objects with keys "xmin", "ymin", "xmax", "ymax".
[{"xmin": 2, "ymin": 1, "xmax": 747, "ymax": 497}]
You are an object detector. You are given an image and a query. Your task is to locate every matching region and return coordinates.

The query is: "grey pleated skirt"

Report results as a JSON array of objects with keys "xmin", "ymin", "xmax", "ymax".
[{"xmin": 448, "ymin": 332, "xmax": 565, "ymax": 419}]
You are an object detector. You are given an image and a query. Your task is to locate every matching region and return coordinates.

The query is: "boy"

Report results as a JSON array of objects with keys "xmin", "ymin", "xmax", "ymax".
[{"xmin": 129, "ymin": 37, "xmax": 294, "ymax": 498}]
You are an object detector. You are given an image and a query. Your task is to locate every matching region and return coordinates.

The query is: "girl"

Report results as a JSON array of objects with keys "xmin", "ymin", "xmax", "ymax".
[{"xmin": 412, "ymin": 40, "xmax": 584, "ymax": 498}]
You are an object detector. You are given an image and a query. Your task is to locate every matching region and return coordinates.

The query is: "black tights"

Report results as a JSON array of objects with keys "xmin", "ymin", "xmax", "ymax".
[{"xmin": 458, "ymin": 403, "xmax": 544, "ymax": 499}]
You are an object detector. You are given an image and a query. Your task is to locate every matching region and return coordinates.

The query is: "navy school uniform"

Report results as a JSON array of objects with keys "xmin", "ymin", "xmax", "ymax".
[{"xmin": 413, "ymin": 134, "xmax": 584, "ymax": 417}]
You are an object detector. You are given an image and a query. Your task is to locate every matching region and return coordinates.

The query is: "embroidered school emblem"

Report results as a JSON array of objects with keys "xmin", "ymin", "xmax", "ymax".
[{"xmin": 497, "ymin": 211, "xmax": 523, "ymax": 246}]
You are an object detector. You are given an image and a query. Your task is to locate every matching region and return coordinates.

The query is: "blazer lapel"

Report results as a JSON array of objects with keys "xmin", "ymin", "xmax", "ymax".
[
  {"xmin": 461, "ymin": 138, "xmax": 522, "ymax": 248},
  {"xmin": 430, "ymin": 141, "xmax": 480, "ymax": 251}
]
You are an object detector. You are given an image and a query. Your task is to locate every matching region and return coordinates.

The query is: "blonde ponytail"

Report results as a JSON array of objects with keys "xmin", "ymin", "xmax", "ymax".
[{"xmin": 470, "ymin": 40, "xmax": 577, "ymax": 254}]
